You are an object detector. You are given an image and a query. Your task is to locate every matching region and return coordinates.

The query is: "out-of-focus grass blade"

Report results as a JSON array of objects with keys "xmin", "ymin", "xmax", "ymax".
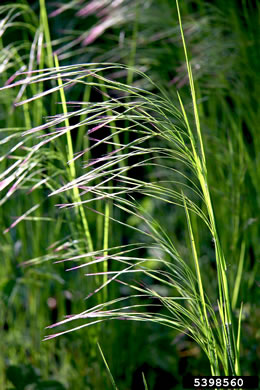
[
  {"xmin": 235, "ymin": 302, "xmax": 243, "ymax": 374},
  {"xmin": 142, "ymin": 372, "xmax": 149, "ymax": 390},
  {"xmin": 232, "ymin": 241, "xmax": 245, "ymax": 310},
  {"xmin": 97, "ymin": 342, "xmax": 119, "ymax": 390}
]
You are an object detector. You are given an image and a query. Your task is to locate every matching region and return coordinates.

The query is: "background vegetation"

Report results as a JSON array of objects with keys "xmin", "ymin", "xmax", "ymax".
[{"xmin": 0, "ymin": 0, "xmax": 259, "ymax": 389}]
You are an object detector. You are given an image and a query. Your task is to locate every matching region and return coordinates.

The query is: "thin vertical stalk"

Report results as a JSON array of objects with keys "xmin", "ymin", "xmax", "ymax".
[
  {"xmin": 103, "ymin": 201, "xmax": 110, "ymax": 302},
  {"xmin": 176, "ymin": 0, "xmax": 206, "ymax": 170},
  {"xmin": 39, "ymin": 0, "xmax": 54, "ymax": 69},
  {"xmin": 54, "ymin": 55, "xmax": 93, "ymax": 254},
  {"xmin": 183, "ymin": 194, "xmax": 219, "ymax": 375}
]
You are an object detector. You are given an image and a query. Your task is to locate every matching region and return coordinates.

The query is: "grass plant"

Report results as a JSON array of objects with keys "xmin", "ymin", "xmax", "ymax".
[{"xmin": 0, "ymin": 0, "xmax": 259, "ymax": 388}]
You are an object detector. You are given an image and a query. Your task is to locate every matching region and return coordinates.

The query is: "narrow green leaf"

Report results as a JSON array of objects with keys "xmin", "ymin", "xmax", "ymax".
[
  {"xmin": 97, "ymin": 342, "xmax": 119, "ymax": 390},
  {"xmin": 142, "ymin": 372, "xmax": 149, "ymax": 390}
]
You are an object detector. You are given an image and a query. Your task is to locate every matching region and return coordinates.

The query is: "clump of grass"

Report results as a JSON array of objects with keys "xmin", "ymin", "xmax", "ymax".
[
  {"xmin": 0, "ymin": 1, "xmax": 244, "ymax": 378},
  {"xmin": 0, "ymin": 2, "xmax": 108, "ymax": 387},
  {"xmin": 2, "ymin": 1, "xmax": 259, "ymax": 387}
]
